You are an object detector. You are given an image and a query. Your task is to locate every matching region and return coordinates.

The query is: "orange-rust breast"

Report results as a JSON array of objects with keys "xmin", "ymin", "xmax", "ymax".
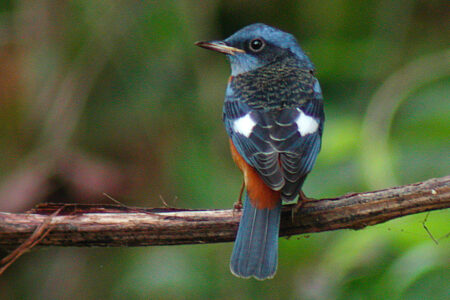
[{"xmin": 229, "ymin": 139, "xmax": 280, "ymax": 209}]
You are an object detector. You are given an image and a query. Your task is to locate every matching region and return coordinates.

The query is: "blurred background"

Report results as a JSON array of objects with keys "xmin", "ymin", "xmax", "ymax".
[{"xmin": 0, "ymin": 0, "xmax": 448, "ymax": 299}]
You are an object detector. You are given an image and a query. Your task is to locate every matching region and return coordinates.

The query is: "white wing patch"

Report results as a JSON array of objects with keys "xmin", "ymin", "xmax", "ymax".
[
  {"xmin": 233, "ymin": 113, "xmax": 256, "ymax": 137},
  {"xmin": 296, "ymin": 109, "xmax": 319, "ymax": 136},
  {"xmin": 313, "ymin": 80, "xmax": 322, "ymax": 94}
]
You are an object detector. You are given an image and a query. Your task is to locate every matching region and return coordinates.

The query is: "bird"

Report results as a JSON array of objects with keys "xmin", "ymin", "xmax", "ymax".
[{"xmin": 195, "ymin": 23, "xmax": 324, "ymax": 280}]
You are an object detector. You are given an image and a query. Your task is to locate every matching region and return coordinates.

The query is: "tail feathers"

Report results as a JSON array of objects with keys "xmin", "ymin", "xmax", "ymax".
[{"xmin": 230, "ymin": 194, "xmax": 282, "ymax": 280}]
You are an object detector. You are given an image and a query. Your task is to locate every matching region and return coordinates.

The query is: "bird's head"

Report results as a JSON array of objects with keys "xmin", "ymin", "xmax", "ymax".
[{"xmin": 196, "ymin": 23, "xmax": 313, "ymax": 76}]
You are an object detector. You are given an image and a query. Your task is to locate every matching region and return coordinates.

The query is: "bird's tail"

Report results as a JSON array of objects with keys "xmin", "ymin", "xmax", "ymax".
[{"xmin": 230, "ymin": 193, "xmax": 282, "ymax": 280}]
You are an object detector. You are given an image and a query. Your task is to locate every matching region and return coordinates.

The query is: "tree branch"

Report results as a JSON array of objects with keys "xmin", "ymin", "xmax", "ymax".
[{"xmin": 0, "ymin": 176, "xmax": 448, "ymax": 250}]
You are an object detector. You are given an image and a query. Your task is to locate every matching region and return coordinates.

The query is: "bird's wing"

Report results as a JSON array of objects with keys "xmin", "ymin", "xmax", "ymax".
[
  {"xmin": 274, "ymin": 100, "xmax": 324, "ymax": 200},
  {"xmin": 224, "ymin": 95, "xmax": 324, "ymax": 198}
]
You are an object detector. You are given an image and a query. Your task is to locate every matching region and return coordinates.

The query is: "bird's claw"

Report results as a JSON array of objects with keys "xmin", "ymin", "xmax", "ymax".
[
  {"xmin": 233, "ymin": 201, "xmax": 243, "ymax": 211},
  {"xmin": 291, "ymin": 190, "xmax": 317, "ymax": 223}
]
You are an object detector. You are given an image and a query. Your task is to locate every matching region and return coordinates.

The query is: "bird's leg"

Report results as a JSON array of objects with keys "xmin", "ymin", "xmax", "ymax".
[
  {"xmin": 297, "ymin": 190, "xmax": 316, "ymax": 206},
  {"xmin": 291, "ymin": 190, "xmax": 317, "ymax": 221},
  {"xmin": 233, "ymin": 180, "xmax": 245, "ymax": 211}
]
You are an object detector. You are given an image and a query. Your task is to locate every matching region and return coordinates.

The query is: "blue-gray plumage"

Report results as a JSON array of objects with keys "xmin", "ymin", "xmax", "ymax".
[
  {"xmin": 230, "ymin": 195, "xmax": 281, "ymax": 279},
  {"xmin": 196, "ymin": 23, "xmax": 324, "ymax": 280}
]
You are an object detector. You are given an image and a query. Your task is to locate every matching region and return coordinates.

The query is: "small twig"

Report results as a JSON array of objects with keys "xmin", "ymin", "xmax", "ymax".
[
  {"xmin": 421, "ymin": 212, "xmax": 439, "ymax": 245},
  {"xmin": 102, "ymin": 192, "xmax": 161, "ymax": 216},
  {"xmin": 102, "ymin": 192, "xmax": 123, "ymax": 206},
  {"xmin": 159, "ymin": 195, "xmax": 169, "ymax": 208},
  {"xmin": 0, "ymin": 207, "xmax": 63, "ymax": 275}
]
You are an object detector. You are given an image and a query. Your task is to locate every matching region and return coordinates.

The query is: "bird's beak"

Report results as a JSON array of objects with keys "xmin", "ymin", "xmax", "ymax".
[{"xmin": 195, "ymin": 40, "xmax": 245, "ymax": 56}]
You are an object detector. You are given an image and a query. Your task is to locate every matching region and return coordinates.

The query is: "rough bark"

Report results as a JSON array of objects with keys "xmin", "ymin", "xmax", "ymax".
[{"xmin": 0, "ymin": 176, "xmax": 448, "ymax": 250}]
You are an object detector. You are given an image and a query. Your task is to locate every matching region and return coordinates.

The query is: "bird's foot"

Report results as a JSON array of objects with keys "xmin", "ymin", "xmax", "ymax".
[
  {"xmin": 291, "ymin": 190, "xmax": 317, "ymax": 222},
  {"xmin": 233, "ymin": 201, "xmax": 243, "ymax": 211},
  {"xmin": 297, "ymin": 190, "xmax": 316, "ymax": 208}
]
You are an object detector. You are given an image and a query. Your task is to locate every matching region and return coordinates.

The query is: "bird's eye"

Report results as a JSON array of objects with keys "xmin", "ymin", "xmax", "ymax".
[{"xmin": 249, "ymin": 38, "xmax": 265, "ymax": 52}]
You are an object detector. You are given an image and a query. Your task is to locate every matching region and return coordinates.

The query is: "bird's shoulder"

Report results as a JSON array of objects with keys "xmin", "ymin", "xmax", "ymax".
[{"xmin": 228, "ymin": 57, "xmax": 319, "ymax": 110}]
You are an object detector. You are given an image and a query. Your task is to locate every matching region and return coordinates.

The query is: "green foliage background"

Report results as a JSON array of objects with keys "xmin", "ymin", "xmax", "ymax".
[{"xmin": 0, "ymin": 1, "xmax": 448, "ymax": 299}]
